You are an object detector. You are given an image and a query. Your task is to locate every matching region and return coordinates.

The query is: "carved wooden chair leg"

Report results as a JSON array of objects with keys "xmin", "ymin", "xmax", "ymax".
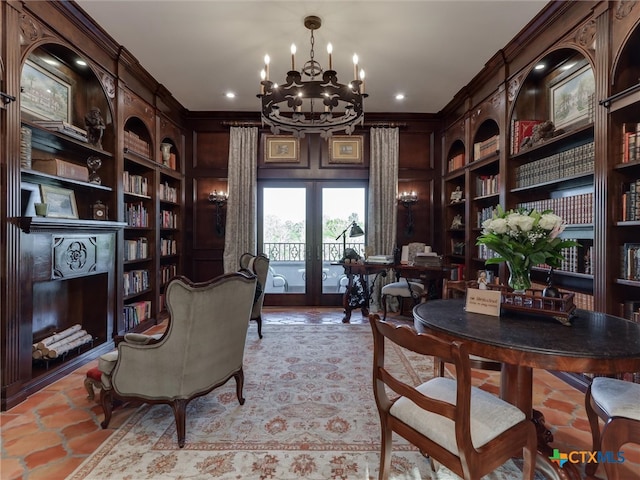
[
  {"xmin": 381, "ymin": 294, "xmax": 389, "ymax": 320},
  {"xmin": 100, "ymin": 389, "xmax": 113, "ymax": 429},
  {"xmin": 234, "ymin": 369, "xmax": 245, "ymax": 405},
  {"xmin": 171, "ymin": 398, "xmax": 188, "ymax": 448},
  {"xmin": 256, "ymin": 315, "xmax": 263, "ymax": 339},
  {"xmin": 84, "ymin": 377, "xmax": 96, "ymax": 400},
  {"xmin": 378, "ymin": 419, "xmax": 393, "ymax": 480}
]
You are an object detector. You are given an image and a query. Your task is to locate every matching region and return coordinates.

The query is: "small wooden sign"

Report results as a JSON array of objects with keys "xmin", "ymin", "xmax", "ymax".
[{"xmin": 465, "ymin": 288, "xmax": 502, "ymax": 316}]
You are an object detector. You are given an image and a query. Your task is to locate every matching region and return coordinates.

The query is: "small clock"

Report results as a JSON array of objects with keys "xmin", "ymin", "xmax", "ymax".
[{"xmin": 92, "ymin": 201, "xmax": 108, "ymax": 220}]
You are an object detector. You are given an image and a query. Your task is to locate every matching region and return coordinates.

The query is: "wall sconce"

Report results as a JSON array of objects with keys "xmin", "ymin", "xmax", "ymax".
[
  {"xmin": 398, "ymin": 191, "xmax": 418, "ymax": 236},
  {"xmin": 208, "ymin": 190, "xmax": 228, "ymax": 237}
]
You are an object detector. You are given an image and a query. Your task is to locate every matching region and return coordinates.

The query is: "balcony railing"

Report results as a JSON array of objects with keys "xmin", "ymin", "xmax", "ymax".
[{"xmin": 264, "ymin": 242, "xmax": 366, "ymax": 263}]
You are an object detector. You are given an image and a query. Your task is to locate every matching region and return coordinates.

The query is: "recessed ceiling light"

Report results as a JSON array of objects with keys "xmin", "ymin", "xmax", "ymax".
[
  {"xmin": 225, "ymin": 92, "xmax": 236, "ymax": 99},
  {"xmin": 395, "ymin": 93, "xmax": 405, "ymax": 101},
  {"xmin": 76, "ymin": 59, "xmax": 87, "ymax": 67},
  {"xmin": 534, "ymin": 63, "xmax": 545, "ymax": 71}
]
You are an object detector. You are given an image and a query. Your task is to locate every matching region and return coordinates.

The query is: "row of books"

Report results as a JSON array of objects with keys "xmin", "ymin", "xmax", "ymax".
[
  {"xmin": 125, "ymin": 202, "xmax": 149, "ymax": 227},
  {"xmin": 620, "ymin": 300, "xmax": 640, "ymax": 322},
  {"xmin": 536, "ymin": 240, "xmax": 590, "ymax": 275},
  {"xmin": 620, "ymin": 122, "xmax": 640, "ymax": 164},
  {"xmin": 123, "ymin": 269, "xmax": 150, "ymax": 297},
  {"xmin": 160, "ymin": 237, "xmax": 177, "ymax": 256},
  {"xmin": 620, "ymin": 243, "xmax": 640, "ymax": 281},
  {"xmin": 123, "ymin": 171, "xmax": 149, "ymax": 196},
  {"xmin": 447, "ymin": 153, "xmax": 465, "ymax": 172},
  {"xmin": 161, "ymin": 264, "xmax": 177, "ymax": 284},
  {"xmin": 124, "ymin": 237, "xmax": 149, "ymax": 261},
  {"xmin": 160, "ymin": 210, "xmax": 178, "ymax": 229},
  {"xmin": 123, "ymin": 300, "xmax": 152, "ymax": 331},
  {"xmin": 517, "ymin": 193, "xmax": 594, "ymax": 225},
  {"xmin": 476, "ymin": 206, "xmax": 495, "ymax": 228},
  {"xmin": 473, "ymin": 134, "xmax": 499, "ymax": 160},
  {"xmin": 164, "ymin": 152, "xmax": 177, "ymax": 170},
  {"xmin": 124, "ymin": 130, "xmax": 150, "ymax": 158},
  {"xmin": 514, "ymin": 141, "xmax": 594, "ymax": 188},
  {"xmin": 621, "ymin": 178, "xmax": 640, "ymax": 221},
  {"xmin": 475, "ymin": 174, "xmax": 500, "ymax": 197},
  {"xmin": 511, "ymin": 119, "xmax": 542, "ymax": 155},
  {"xmin": 159, "ymin": 182, "xmax": 178, "ymax": 202},
  {"xmin": 477, "ymin": 244, "xmax": 501, "ymax": 261}
]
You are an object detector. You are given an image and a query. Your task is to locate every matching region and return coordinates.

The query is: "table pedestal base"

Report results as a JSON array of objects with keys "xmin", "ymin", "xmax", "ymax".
[{"xmin": 532, "ymin": 409, "xmax": 581, "ymax": 480}]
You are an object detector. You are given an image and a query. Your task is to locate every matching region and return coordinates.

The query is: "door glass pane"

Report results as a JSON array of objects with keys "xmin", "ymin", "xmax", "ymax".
[
  {"xmin": 322, "ymin": 188, "xmax": 366, "ymax": 294},
  {"xmin": 262, "ymin": 187, "xmax": 306, "ymax": 294}
]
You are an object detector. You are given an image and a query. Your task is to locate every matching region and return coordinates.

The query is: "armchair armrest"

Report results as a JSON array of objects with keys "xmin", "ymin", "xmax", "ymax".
[{"xmin": 123, "ymin": 333, "xmax": 163, "ymax": 345}]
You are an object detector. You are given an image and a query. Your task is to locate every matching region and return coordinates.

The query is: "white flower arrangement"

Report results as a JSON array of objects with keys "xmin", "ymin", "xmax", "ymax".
[{"xmin": 477, "ymin": 206, "xmax": 578, "ymax": 270}]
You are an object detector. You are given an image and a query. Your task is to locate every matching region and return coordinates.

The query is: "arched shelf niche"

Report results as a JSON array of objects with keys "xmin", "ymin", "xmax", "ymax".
[
  {"xmin": 471, "ymin": 118, "xmax": 500, "ymax": 163},
  {"xmin": 21, "ymin": 43, "xmax": 114, "ymax": 152},
  {"xmin": 510, "ymin": 47, "xmax": 594, "ymax": 154}
]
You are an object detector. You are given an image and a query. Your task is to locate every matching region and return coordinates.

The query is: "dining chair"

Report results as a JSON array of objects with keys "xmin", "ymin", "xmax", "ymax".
[
  {"xmin": 380, "ymin": 273, "xmax": 427, "ymax": 320},
  {"xmin": 368, "ymin": 314, "xmax": 537, "ymax": 480},
  {"xmin": 584, "ymin": 376, "xmax": 640, "ymax": 479},
  {"xmin": 434, "ymin": 279, "xmax": 503, "ymax": 377}
]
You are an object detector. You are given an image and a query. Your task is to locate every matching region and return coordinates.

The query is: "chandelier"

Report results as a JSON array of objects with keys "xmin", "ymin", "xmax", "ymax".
[{"xmin": 257, "ymin": 15, "xmax": 367, "ymax": 139}]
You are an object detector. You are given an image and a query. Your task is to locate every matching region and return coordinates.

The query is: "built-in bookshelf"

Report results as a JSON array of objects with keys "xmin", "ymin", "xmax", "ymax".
[
  {"xmin": 443, "ymin": 136, "xmax": 466, "ymax": 272},
  {"xmin": 604, "ymin": 21, "xmax": 640, "ymax": 323},
  {"xmin": 157, "ymin": 135, "xmax": 183, "ymax": 316}
]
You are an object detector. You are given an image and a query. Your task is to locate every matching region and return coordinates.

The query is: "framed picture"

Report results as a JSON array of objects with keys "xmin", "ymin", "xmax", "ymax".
[
  {"xmin": 265, "ymin": 136, "xmax": 300, "ymax": 163},
  {"xmin": 40, "ymin": 185, "xmax": 78, "ymax": 219},
  {"xmin": 549, "ymin": 64, "xmax": 595, "ymax": 130},
  {"xmin": 329, "ymin": 136, "xmax": 363, "ymax": 164},
  {"xmin": 20, "ymin": 59, "xmax": 71, "ymax": 122}
]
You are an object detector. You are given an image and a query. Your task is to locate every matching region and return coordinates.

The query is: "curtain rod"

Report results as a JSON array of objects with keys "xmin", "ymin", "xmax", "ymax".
[{"xmin": 220, "ymin": 121, "xmax": 407, "ymax": 129}]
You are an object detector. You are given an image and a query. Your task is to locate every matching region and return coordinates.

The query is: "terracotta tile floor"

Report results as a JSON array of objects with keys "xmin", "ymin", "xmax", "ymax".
[{"xmin": 1, "ymin": 307, "xmax": 638, "ymax": 479}]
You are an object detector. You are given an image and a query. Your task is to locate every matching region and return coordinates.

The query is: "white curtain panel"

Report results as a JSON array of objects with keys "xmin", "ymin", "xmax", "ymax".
[
  {"xmin": 368, "ymin": 127, "xmax": 399, "ymax": 311},
  {"xmin": 223, "ymin": 127, "xmax": 258, "ymax": 273}
]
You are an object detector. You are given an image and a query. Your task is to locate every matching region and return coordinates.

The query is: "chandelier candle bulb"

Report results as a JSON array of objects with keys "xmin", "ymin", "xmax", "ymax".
[
  {"xmin": 260, "ymin": 70, "xmax": 266, "ymax": 94},
  {"xmin": 291, "ymin": 44, "xmax": 296, "ymax": 70},
  {"xmin": 327, "ymin": 43, "xmax": 333, "ymax": 70},
  {"xmin": 264, "ymin": 54, "xmax": 270, "ymax": 80},
  {"xmin": 353, "ymin": 54, "xmax": 359, "ymax": 80},
  {"xmin": 360, "ymin": 70, "xmax": 366, "ymax": 94}
]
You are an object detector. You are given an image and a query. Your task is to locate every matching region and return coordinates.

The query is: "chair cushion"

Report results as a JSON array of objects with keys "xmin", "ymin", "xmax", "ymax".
[
  {"xmin": 390, "ymin": 376, "xmax": 526, "ymax": 455},
  {"xmin": 591, "ymin": 377, "xmax": 640, "ymax": 420},
  {"xmin": 381, "ymin": 281, "xmax": 425, "ymax": 297}
]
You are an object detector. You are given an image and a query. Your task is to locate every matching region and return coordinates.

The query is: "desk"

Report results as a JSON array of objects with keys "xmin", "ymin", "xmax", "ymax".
[
  {"xmin": 413, "ymin": 299, "xmax": 640, "ymax": 479},
  {"xmin": 338, "ymin": 263, "xmax": 450, "ymax": 323}
]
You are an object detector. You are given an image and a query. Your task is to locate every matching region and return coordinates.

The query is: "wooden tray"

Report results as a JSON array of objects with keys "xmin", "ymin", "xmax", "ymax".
[{"xmin": 486, "ymin": 285, "xmax": 577, "ymax": 326}]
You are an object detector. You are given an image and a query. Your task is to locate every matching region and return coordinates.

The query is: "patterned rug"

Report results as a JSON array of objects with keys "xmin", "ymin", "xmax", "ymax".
[{"xmin": 69, "ymin": 324, "xmax": 534, "ymax": 480}]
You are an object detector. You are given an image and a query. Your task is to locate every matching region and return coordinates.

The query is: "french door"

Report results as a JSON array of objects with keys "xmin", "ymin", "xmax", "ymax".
[{"xmin": 259, "ymin": 181, "xmax": 367, "ymax": 306}]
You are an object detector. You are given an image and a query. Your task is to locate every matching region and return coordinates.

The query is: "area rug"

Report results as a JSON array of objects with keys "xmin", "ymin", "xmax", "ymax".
[{"xmin": 69, "ymin": 324, "xmax": 533, "ymax": 480}]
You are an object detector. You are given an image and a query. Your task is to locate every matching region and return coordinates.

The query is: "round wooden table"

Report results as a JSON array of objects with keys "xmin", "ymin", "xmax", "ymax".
[{"xmin": 413, "ymin": 299, "xmax": 640, "ymax": 480}]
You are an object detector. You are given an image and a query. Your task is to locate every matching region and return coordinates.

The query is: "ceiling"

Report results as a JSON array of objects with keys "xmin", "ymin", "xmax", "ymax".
[{"xmin": 75, "ymin": 1, "xmax": 549, "ymax": 114}]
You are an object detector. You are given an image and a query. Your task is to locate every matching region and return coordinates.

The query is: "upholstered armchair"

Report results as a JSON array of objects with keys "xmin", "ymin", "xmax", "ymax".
[
  {"xmin": 239, "ymin": 252, "xmax": 269, "ymax": 338},
  {"xmin": 98, "ymin": 272, "xmax": 257, "ymax": 448}
]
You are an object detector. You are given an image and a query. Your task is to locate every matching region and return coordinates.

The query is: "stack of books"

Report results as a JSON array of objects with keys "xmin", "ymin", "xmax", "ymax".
[
  {"xmin": 414, "ymin": 252, "xmax": 443, "ymax": 267},
  {"xmin": 34, "ymin": 120, "xmax": 88, "ymax": 142},
  {"xmin": 365, "ymin": 255, "xmax": 394, "ymax": 265}
]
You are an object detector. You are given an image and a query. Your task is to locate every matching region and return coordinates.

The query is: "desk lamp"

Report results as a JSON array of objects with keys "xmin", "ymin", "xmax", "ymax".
[{"xmin": 336, "ymin": 221, "xmax": 364, "ymax": 259}]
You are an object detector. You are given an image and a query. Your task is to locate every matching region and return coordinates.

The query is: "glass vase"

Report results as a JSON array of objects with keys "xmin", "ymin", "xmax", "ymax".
[{"xmin": 506, "ymin": 261, "xmax": 531, "ymax": 293}]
